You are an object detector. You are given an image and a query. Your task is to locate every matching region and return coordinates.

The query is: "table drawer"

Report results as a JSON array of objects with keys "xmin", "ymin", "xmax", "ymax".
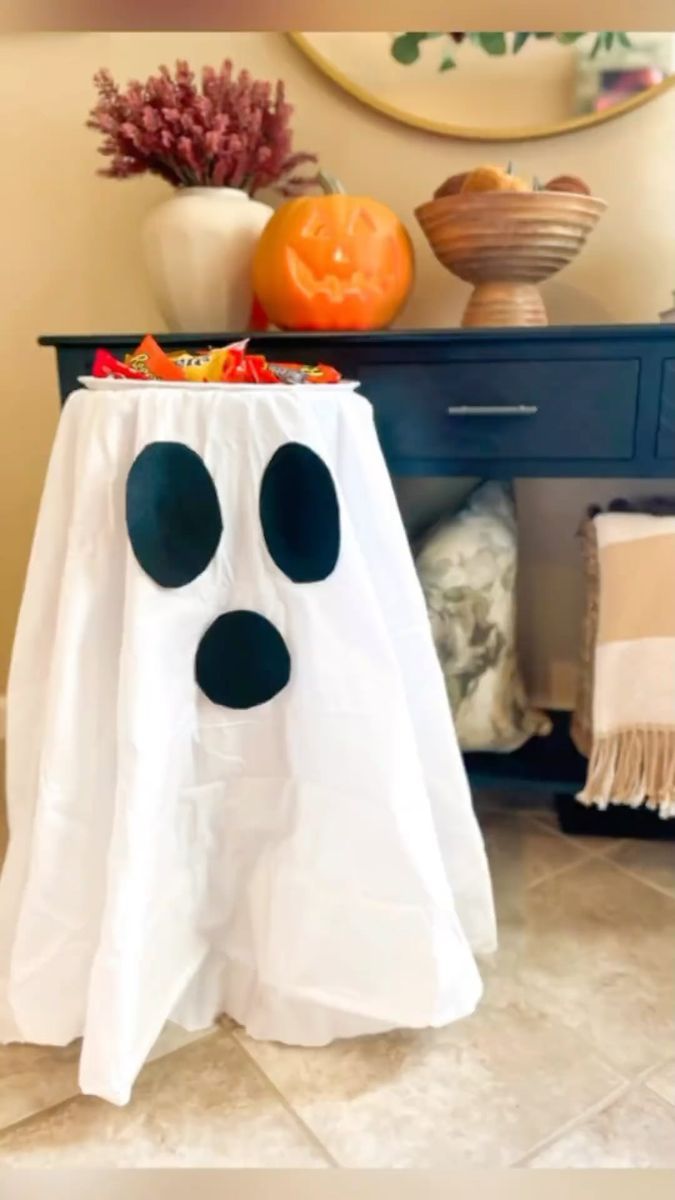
[
  {"xmin": 359, "ymin": 358, "xmax": 639, "ymax": 462},
  {"xmin": 657, "ymin": 360, "xmax": 675, "ymax": 457}
]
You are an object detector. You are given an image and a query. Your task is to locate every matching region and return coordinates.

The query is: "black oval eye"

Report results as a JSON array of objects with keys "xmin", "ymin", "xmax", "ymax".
[
  {"xmin": 195, "ymin": 610, "xmax": 291, "ymax": 709},
  {"xmin": 260, "ymin": 443, "xmax": 340, "ymax": 583},
  {"xmin": 126, "ymin": 442, "xmax": 222, "ymax": 588}
]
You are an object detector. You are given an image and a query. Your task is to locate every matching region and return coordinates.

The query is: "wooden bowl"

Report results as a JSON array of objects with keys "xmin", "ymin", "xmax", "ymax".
[{"xmin": 414, "ymin": 190, "xmax": 607, "ymax": 327}]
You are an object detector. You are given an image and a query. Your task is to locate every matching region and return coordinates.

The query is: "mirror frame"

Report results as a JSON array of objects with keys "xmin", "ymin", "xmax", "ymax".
[{"xmin": 289, "ymin": 31, "xmax": 675, "ymax": 141}]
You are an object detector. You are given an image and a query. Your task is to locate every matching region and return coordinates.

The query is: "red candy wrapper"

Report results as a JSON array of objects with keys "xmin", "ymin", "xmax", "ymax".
[{"xmin": 92, "ymin": 348, "xmax": 148, "ymax": 381}]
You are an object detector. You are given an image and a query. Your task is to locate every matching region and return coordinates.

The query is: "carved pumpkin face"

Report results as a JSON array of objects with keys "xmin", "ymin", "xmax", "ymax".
[{"xmin": 252, "ymin": 193, "xmax": 414, "ymax": 331}]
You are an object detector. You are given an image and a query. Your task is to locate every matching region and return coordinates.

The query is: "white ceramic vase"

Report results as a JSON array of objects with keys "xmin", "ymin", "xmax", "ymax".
[{"xmin": 142, "ymin": 187, "xmax": 273, "ymax": 333}]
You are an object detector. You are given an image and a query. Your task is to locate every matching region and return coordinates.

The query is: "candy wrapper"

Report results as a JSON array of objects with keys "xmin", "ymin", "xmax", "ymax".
[
  {"xmin": 125, "ymin": 335, "xmax": 186, "ymax": 382},
  {"xmin": 167, "ymin": 348, "xmax": 232, "ymax": 383},
  {"xmin": 92, "ymin": 335, "xmax": 343, "ymax": 386},
  {"xmin": 269, "ymin": 362, "xmax": 342, "ymax": 385},
  {"xmin": 92, "ymin": 349, "xmax": 149, "ymax": 381}
]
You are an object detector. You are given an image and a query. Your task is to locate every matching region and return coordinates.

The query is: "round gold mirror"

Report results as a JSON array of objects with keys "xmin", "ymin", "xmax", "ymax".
[{"xmin": 290, "ymin": 32, "xmax": 675, "ymax": 141}]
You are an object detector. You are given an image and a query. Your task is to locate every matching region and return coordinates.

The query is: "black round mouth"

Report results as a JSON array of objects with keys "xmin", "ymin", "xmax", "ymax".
[{"xmin": 195, "ymin": 610, "xmax": 291, "ymax": 709}]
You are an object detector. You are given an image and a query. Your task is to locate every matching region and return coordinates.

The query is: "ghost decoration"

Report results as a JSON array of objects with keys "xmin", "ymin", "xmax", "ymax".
[{"xmin": 0, "ymin": 379, "xmax": 495, "ymax": 1106}]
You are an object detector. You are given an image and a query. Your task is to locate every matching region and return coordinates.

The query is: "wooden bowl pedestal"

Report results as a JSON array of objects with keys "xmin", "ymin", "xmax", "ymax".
[
  {"xmin": 462, "ymin": 281, "xmax": 547, "ymax": 328},
  {"xmin": 415, "ymin": 191, "xmax": 607, "ymax": 328}
]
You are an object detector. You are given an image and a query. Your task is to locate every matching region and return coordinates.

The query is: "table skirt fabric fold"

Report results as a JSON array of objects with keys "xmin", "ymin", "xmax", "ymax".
[{"xmin": 0, "ymin": 382, "xmax": 496, "ymax": 1105}]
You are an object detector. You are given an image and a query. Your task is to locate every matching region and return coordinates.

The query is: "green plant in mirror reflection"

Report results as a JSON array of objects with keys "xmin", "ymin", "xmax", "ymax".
[{"xmin": 390, "ymin": 32, "xmax": 631, "ymax": 72}]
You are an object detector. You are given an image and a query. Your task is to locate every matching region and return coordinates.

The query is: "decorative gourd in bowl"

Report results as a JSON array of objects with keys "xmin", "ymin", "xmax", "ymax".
[
  {"xmin": 252, "ymin": 173, "xmax": 414, "ymax": 330},
  {"xmin": 416, "ymin": 165, "xmax": 606, "ymax": 327}
]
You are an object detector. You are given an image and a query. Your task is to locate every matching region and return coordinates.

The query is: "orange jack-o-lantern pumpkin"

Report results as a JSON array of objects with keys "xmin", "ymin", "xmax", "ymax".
[{"xmin": 252, "ymin": 174, "xmax": 414, "ymax": 331}]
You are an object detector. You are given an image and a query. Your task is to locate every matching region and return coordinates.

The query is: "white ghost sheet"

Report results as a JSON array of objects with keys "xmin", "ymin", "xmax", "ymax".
[{"xmin": 0, "ymin": 381, "xmax": 496, "ymax": 1105}]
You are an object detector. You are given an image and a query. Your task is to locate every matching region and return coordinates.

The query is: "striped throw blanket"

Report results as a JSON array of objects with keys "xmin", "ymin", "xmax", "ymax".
[{"xmin": 578, "ymin": 509, "xmax": 675, "ymax": 818}]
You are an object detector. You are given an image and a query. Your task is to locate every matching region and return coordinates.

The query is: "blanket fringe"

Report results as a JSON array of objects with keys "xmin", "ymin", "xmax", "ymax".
[{"xmin": 578, "ymin": 727, "xmax": 675, "ymax": 818}]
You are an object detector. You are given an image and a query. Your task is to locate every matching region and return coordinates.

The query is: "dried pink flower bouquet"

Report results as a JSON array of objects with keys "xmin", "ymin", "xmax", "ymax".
[{"xmin": 87, "ymin": 59, "xmax": 318, "ymax": 195}]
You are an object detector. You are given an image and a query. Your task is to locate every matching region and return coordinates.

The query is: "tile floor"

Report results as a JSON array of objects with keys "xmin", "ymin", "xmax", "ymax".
[{"xmin": 0, "ymin": 770, "xmax": 673, "ymax": 1167}]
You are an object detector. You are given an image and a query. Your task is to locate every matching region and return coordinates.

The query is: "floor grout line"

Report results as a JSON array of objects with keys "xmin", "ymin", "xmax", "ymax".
[
  {"xmin": 480, "ymin": 809, "xmax": 601, "ymax": 891},
  {"xmin": 526, "ymin": 812, "xmax": 621, "ymax": 859},
  {"xmin": 524, "ymin": 849, "xmax": 599, "ymax": 891},
  {"xmin": 229, "ymin": 1028, "xmax": 339, "ymax": 1168},
  {"xmin": 511, "ymin": 1076, "xmax": 631, "ymax": 1167},
  {"xmin": 0, "ymin": 1025, "xmax": 339, "ymax": 1166},
  {"xmin": 0, "ymin": 1086, "xmax": 91, "ymax": 1143},
  {"xmin": 0, "ymin": 1026, "xmax": 219, "ymax": 1141},
  {"xmin": 642, "ymin": 1046, "xmax": 675, "ymax": 1074},
  {"xmin": 511, "ymin": 971, "xmax": 645, "ymax": 1086},
  {"xmin": 599, "ymin": 856, "xmax": 675, "ymax": 903},
  {"xmin": 635, "ymin": 1053, "xmax": 675, "ymax": 1084},
  {"xmin": 638, "ymin": 1055, "xmax": 675, "ymax": 1108},
  {"xmin": 482, "ymin": 807, "xmax": 615, "ymax": 862},
  {"xmin": 510, "ymin": 1001, "xmax": 675, "ymax": 1165},
  {"xmin": 516, "ymin": 816, "xmax": 675, "ymax": 901},
  {"xmin": 640, "ymin": 1078, "xmax": 675, "ymax": 1114},
  {"xmin": 520, "ymin": 809, "xmax": 675, "ymax": 888}
]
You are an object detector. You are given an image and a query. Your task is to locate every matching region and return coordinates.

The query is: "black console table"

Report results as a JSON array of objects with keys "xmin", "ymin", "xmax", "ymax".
[{"xmin": 40, "ymin": 325, "xmax": 675, "ymax": 826}]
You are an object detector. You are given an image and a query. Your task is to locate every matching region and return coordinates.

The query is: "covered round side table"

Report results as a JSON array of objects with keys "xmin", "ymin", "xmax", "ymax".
[{"xmin": 0, "ymin": 378, "xmax": 496, "ymax": 1105}]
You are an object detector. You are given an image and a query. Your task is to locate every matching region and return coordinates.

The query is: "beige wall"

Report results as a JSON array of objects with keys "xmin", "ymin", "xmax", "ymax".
[{"xmin": 1, "ymin": 31, "xmax": 674, "ymax": 698}]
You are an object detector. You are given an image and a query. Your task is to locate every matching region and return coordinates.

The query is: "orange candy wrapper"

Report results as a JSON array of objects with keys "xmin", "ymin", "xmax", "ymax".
[
  {"xmin": 125, "ymin": 335, "xmax": 186, "ymax": 381},
  {"xmin": 91, "ymin": 334, "xmax": 344, "ymax": 386}
]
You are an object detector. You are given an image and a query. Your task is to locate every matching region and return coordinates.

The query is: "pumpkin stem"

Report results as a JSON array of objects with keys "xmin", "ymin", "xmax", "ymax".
[{"xmin": 317, "ymin": 171, "xmax": 346, "ymax": 195}]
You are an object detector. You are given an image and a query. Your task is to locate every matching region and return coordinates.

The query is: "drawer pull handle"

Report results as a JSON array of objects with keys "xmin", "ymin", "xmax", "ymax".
[{"xmin": 446, "ymin": 404, "xmax": 539, "ymax": 417}]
